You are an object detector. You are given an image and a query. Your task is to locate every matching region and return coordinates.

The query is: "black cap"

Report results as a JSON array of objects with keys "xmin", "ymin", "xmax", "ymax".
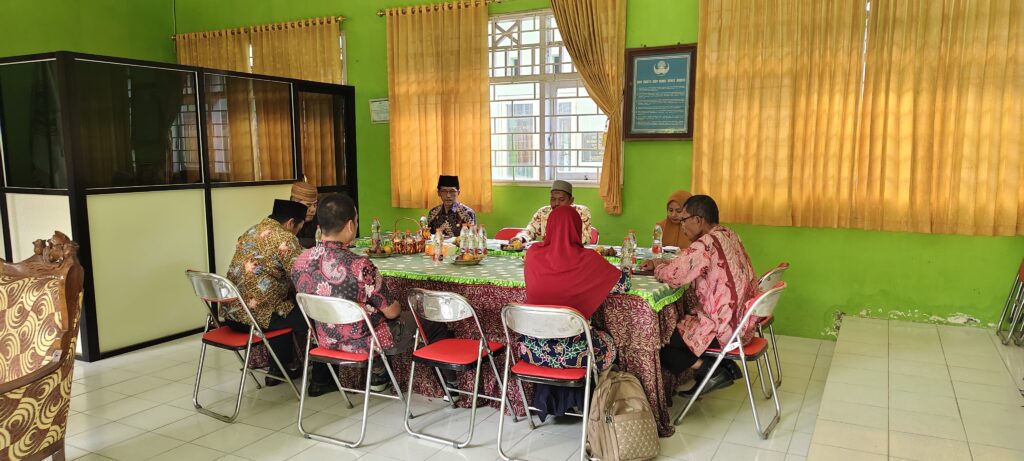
[
  {"xmin": 271, "ymin": 199, "xmax": 308, "ymax": 222},
  {"xmin": 437, "ymin": 175, "xmax": 460, "ymax": 189}
]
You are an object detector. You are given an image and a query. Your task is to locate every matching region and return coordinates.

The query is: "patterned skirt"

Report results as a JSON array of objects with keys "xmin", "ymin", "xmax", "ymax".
[{"xmin": 517, "ymin": 329, "xmax": 617, "ymax": 372}]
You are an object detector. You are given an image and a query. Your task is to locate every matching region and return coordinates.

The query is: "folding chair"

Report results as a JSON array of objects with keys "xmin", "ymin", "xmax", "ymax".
[
  {"xmin": 996, "ymin": 258, "xmax": 1024, "ymax": 345},
  {"xmin": 497, "ymin": 304, "xmax": 595, "ymax": 461},
  {"xmin": 756, "ymin": 263, "xmax": 789, "ymax": 392},
  {"xmin": 403, "ymin": 289, "xmax": 522, "ymax": 448},
  {"xmin": 294, "ymin": 293, "xmax": 407, "ymax": 448},
  {"xmin": 184, "ymin": 270, "xmax": 300, "ymax": 423},
  {"xmin": 495, "ymin": 228, "xmax": 524, "ymax": 240},
  {"xmin": 674, "ymin": 282, "xmax": 787, "ymax": 440}
]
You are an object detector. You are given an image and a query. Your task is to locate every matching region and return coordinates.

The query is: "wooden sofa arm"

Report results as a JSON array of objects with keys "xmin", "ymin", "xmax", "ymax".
[{"xmin": 0, "ymin": 351, "xmax": 63, "ymax": 395}]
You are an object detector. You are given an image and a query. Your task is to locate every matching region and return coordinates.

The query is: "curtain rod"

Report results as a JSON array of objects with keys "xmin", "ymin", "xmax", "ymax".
[
  {"xmin": 170, "ymin": 16, "xmax": 345, "ymax": 40},
  {"xmin": 377, "ymin": 0, "xmax": 504, "ymax": 17}
]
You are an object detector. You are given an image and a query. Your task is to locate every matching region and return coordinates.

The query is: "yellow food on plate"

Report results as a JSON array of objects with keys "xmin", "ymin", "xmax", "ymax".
[
  {"xmin": 511, "ymin": 240, "xmax": 524, "ymax": 250},
  {"xmin": 595, "ymin": 245, "xmax": 605, "ymax": 253}
]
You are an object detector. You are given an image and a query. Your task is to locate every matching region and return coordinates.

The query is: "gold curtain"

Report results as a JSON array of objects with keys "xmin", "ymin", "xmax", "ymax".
[
  {"xmin": 857, "ymin": 0, "xmax": 1023, "ymax": 235},
  {"xmin": 385, "ymin": 2, "xmax": 492, "ymax": 212},
  {"xmin": 251, "ymin": 17, "xmax": 343, "ymax": 186},
  {"xmin": 175, "ymin": 29, "xmax": 257, "ymax": 182},
  {"xmin": 550, "ymin": 0, "xmax": 627, "ymax": 215},
  {"xmin": 695, "ymin": 0, "xmax": 1022, "ymax": 236}
]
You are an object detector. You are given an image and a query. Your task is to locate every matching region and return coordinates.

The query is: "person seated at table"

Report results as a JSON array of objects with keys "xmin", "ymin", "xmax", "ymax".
[
  {"xmin": 223, "ymin": 199, "xmax": 319, "ymax": 389},
  {"xmin": 519, "ymin": 206, "xmax": 625, "ymax": 417},
  {"xmin": 657, "ymin": 190, "xmax": 693, "ymax": 248},
  {"xmin": 511, "ymin": 180, "xmax": 593, "ymax": 244},
  {"xmin": 292, "ymin": 193, "xmax": 451, "ymax": 392},
  {"xmin": 291, "ymin": 181, "xmax": 319, "ymax": 249},
  {"xmin": 427, "ymin": 175, "xmax": 476, "ymax": 237},
  {"xmin": 641, "ymin": 195, "xmax": 756, "ymax": 396},
  {"xmin": 521, "ymin": 206, "xmax": 622, "ymax": 369}
]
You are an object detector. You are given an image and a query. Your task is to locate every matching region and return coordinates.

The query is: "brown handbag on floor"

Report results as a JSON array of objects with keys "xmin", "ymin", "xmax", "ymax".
[{"xmin": 587, "ymin": 369, "xmax": 660, "ymax": 461}]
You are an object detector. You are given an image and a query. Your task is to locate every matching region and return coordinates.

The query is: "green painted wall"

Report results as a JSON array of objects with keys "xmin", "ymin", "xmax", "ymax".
[
  {"xmin": 3, "ymin": 0, "xmax": 1018, "ymax": 340},
  {"xmin": 0, "ymin": 0, "xmax": 175, "ymax": 62}
]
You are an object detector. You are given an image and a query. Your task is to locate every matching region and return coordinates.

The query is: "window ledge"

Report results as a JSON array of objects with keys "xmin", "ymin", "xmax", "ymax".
[{"xmin": 492, "ymin": 181, "xmax": 598, "ymax": 188}]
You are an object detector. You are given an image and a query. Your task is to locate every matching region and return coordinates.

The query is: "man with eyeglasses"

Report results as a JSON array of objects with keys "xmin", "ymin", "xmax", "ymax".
[
  {"xmin": 641, "ymin": 195, "xmax": 758, "ymax": 396},
  {"xmin": 291, "ymin": 181, "xmax": 319, "ymax": 249},
  {"xmin": 427, "ymin": 175, "xmax": 477, "ymax": 237}
]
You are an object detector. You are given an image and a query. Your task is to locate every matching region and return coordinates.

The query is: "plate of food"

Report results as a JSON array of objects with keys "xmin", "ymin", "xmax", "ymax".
[
  {"xmin": 500, "ymin": 240, "xmax": 526, "ymax": 252},
  {"xmin": 592, "ymin": 245, "xmax": 618, "ymax": 257},
  {"xmin": 664, "ymin": 246, "xmax": 680, "ymax": 253},
  {"xmin": 451, "ymin": 253, "xmax": 483, "ymax": 265}
]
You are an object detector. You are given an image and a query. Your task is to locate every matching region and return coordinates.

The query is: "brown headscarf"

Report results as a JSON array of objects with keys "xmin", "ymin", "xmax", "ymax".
[{"xmin": 656, "ymin": 190, "xmax": 692, "ymax": 248}]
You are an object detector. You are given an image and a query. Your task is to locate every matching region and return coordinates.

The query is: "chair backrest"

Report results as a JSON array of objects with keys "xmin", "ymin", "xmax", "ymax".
[
  {"xmin": 495, "ymin": 227, "xmax": 523, "ymax": 240},
  {"xmin": 589, "ymin": 227, "xmax": 600, "ymax": 245},
  {"xmin": 407, "ymin": 288, "xmax": 475, "ymax": 323},
  {"xmin": 0, "ymin": 231, "xmax": 83, "ymax": 385},
  {"xmin": 185, "ymin": 270, "xmax": 266, "ymax": 331},
  {"xmin": 757, "ymin": 263, "xmax": 789, "ymax": 292},
  {"xmin": 1018, "ymin": 258, "xmax": 1024, "ymax": 281},
  {"xmin": 501, "ymin": 304, "xmax": 589, "ymax": 339},
  {"xmin": 743, "ymin": 281, "xmax": 787, "ymax": 330},
  {"xmin": 296, "ymin": 293, "xmax": 368, "ymax": 326},
  {"xmin": 185, "ymin": 270, "xmax": 240, "ymax": 303}
]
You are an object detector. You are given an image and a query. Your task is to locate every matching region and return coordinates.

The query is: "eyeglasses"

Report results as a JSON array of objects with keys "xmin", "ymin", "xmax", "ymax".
[
  {"xmin": 438, "ymin": 189, "xmax": 459, "ymax": 195},
  {"xmin": 680, "ymin": 215, "xmax": 700, "ymax": 223}
]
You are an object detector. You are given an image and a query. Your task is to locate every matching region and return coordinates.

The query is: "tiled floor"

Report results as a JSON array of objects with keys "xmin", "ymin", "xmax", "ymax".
[
  {"xmin": 807, "ymin": 317, "xmax": 1024, "ymax": 461},
  {"xmin": 56, "ymin": 318, "xmax": 1023, "ymax": 460},
  {"xmin": 61, "ymin": 332, "xmax": 831, "ymax": 461}
]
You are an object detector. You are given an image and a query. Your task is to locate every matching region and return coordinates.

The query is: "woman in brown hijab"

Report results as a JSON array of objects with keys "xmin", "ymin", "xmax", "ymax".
[{"xmin": 656, "ymin": 190, "xmax": 692, "ymax": 248}]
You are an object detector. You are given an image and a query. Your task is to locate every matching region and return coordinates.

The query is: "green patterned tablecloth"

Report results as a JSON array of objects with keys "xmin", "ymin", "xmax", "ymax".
[{"xmin": 368, "ymin": 251, "xmax": 682, "ymax": 312}]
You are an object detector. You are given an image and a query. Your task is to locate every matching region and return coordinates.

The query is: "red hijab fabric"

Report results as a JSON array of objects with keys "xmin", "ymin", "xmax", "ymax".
[{"xmin": 524, "ymin": 206, "xmax": 621, "ymax": 319}]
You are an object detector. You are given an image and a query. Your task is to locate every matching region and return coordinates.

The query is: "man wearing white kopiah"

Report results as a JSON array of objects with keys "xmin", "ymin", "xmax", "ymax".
[{"xmin": 511, "ymin": 180, "xmax": 593, "ymax": 244}]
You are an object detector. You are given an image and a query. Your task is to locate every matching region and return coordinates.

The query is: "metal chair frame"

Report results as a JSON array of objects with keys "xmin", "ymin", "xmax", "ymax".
[
  {"xmin": 996, "ymin": 259, "xmax": 1024, "ymax": 345},
  {"xmin": 756, "ymin": 262, "xmax": 789, "ymax": 393},
  {"xmin": 294, "ymin": 293, "xmax": 408, "ymax": 448},
  {"xmin": 184, "ymin": 270, "xmax": 301, "ymax": 423},
  {"xmin": 674, "ymin": 282, "xmax": 787, "ymax": 440},
  {"xmin": 403, "ymin": 289, "xmax": 523, "ymax": 448},
  {"xmin": 497, "ymin": 304, "xmax": 596, "ymax": 461}
]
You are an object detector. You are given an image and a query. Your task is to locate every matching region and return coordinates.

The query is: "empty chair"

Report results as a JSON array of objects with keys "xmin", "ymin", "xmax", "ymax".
[
  {"xmin": 756, "ymin": 262, "xmax": 789, "ymax": 391},
  {"xmin": 294, "ymin": 293, "xmax": 407, "ymax": 448},
  {"xmin": 996, "ymin": 258, "xmax": 1024, "ymax": 345},
  {"xmin": 184, "ymin": 270, "xmax": 300, "ymax": 423},
  {"xmin": 675, "ymin": 282, "xmax": 787, "ymax": 440},
  {"xmin": 404, "ymin": 288, "xmax": 519, "ymax": 448},
  {"xmin": 497, "ymin": 304, "xmax": 596, "ymax": 461}
]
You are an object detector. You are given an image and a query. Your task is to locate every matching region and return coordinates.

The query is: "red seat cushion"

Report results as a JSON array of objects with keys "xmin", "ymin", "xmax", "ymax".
[
  {"xmin": 705, "ymin": 337, "xmax": 769, "ymax": 359},
  {"xmin": 202, "ymin": 326, "xmax": 293, "ymax": 349},
  {"xmin": 310, "ymin": 347, "xmax": 369, "ymax": 363},
  {"xmin": 413, "ymin": 339, "xmax": 504, "ymax": 365},
  {"xmin": 511, "ymin": 361, "xmax": 587, "ymax": 381},
  {"xmin": 759, "ymin": 315, "xmax": 774, "ymax": 327}
]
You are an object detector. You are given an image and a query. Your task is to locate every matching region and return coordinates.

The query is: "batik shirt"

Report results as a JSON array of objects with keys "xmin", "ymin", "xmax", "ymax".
[
  {"xmin": 514, "ymin": 204, "xmax": 593, "ymax": 244},
  {"xmin": 427, "ymin": 201, "xmax": 476, "ymax": 237},
  {"xmin": 654, "ymin": 226, "xmax": 758, "ymax": 356},
  {"xmin": 290, "ymin": 241, "xmax": 395, "ymax": 353},
  {"xmin": 222, "ymin": 218, "xmax": 303, "ymax": 329}
]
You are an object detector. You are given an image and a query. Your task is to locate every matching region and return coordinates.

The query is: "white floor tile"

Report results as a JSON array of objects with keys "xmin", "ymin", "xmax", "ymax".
[
  {"xmin": 287, "ymin": 442, "xmax": 365, "ymax": 461},
  {"xmin": 890, "ymin": 372, "xmax": 955, "ymax": 397},
  {"xmin": 192, "ymin": 422, "xmax": 276, "ymax": 452},
  {"xmin": 888, "ymin": 409, "xmax": 965, "ymax": 441},
  {"xmin": 233, "ymin": 432, "xmax": 318, "ymax": 461},
  {"xmin": 806, "ymin": 444, "xmax": 886, "ymax": 461},
  {"xmin": 969, "ymin": 442, "xmax": 1024, "ymax": 461},
  {"xmin": 816, "ymin": 400, "xmax": 887, "ymax": 430},
  {"xmin": 147, "ymin": 443, "xmax": 226, "ymax": 461},
  {"xmin": 152, "ymin": 413, "xmax": 232, "ymax": 442},
  {"xmin": 95, "ymin": 432, "xmax": 184, "ymax": 460},
  {"xmin": 711, "ymin": 442, "xmax": 786, "ymax": 461},
  {"xmin": 809, "ymin": 420, "xmax": 887, "ymax": 455},
  {"xmin": 888, "ymin": 431, "xmax": 971, "ymax": 461},
  {"xmin": 888, "ymin": 389, "xmax": 960, "ymax": 418},
  {"xmin": 66, "ymin": 422, "xmax": 145, "ymax": 452},
  {"xmin": 657, "ymin": 433, "xmax": 720, "ymax": 461}
]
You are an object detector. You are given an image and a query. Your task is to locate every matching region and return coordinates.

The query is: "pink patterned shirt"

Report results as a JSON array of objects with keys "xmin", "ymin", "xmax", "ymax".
[{"xmin": 654, "ymin": 226, "xmax": 758, "ymax": 356}]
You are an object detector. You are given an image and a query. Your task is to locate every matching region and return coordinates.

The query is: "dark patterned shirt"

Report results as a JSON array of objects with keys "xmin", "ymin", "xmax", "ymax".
[
  {"xmin": 290, "ymin": 241, "xmax": 394, "ymax": 353},
  {"xmin": 223, "ymin": 218, "xmax": 303, "ymax": 329},
  {"xmin": 427, "ymin": 202, "xmax": 476, "ymax": 237}
]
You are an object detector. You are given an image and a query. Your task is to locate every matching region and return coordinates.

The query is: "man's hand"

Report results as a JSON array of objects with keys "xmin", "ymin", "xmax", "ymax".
[
  {"xmin": 380, "ymin": 301, "xmax": 401, "ymax": 319},
  {"xmin": 641, "ymin": 258, "xmax": 668, "ymax": 272}
]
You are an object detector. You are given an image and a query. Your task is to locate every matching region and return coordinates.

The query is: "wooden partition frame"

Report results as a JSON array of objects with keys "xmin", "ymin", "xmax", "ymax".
[{"xmin": 0, "ymin": 51, "xmax": 359, "ymax": 360}]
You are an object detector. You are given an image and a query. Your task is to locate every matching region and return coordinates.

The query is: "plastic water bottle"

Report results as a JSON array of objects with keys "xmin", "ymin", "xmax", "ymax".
[
  {"xmin": 627, "ymin": 229, "xmax": 638, "ymax": 267},
  {"xmin": 432, "ymin": 231, "xmax": 444, "ymax": 263},
  {"xmin": 621, "ymin": 235, "xmax": 635, "ymax": 273},
  {"xmin": 371, "ymin": 217, "xmax": 381, "ymax": 244},
  {"xmin": 652, "ymin": 224, "xmax": 663, "ymax": 259},
  {"xmin": 479, "ymin": 226, "xmax": 488, "ymax": 255}
]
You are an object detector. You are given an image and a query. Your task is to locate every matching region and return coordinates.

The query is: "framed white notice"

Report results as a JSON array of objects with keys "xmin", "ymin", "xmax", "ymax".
[{"xmin": 369, "ymin": 98, "xmax": 390, "ymax": 123}]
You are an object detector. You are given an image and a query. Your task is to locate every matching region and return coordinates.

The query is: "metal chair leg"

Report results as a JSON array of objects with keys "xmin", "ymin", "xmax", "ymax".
[
  {"xmin": 739, "ymin": 351, "xmax": 780, "ymax": 440},
  {"xmin": 998, "ymin": 282, "xmax": 1023, "ymax": 344},
  {"xmin": 767, "ymin": 324, "xmax": 782, "ymax": 386},
  {"xmin": 194, "ymin": 340, "xmax": 251, "ymax": 423},
  {"xmin": 755, "ymin": 358, "xmax": 773, "ymax": 399}
]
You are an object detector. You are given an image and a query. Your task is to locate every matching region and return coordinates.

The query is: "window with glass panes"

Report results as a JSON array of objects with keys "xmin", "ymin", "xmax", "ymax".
[{"xmin": 489, "ymin": 10, "xmax": 607, "ymax": 183}]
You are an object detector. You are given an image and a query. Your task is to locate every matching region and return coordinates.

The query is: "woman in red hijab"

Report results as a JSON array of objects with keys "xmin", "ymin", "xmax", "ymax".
[{"xmin": 519, "ymin": 205, "xmax": 623, "ymax": 371}]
